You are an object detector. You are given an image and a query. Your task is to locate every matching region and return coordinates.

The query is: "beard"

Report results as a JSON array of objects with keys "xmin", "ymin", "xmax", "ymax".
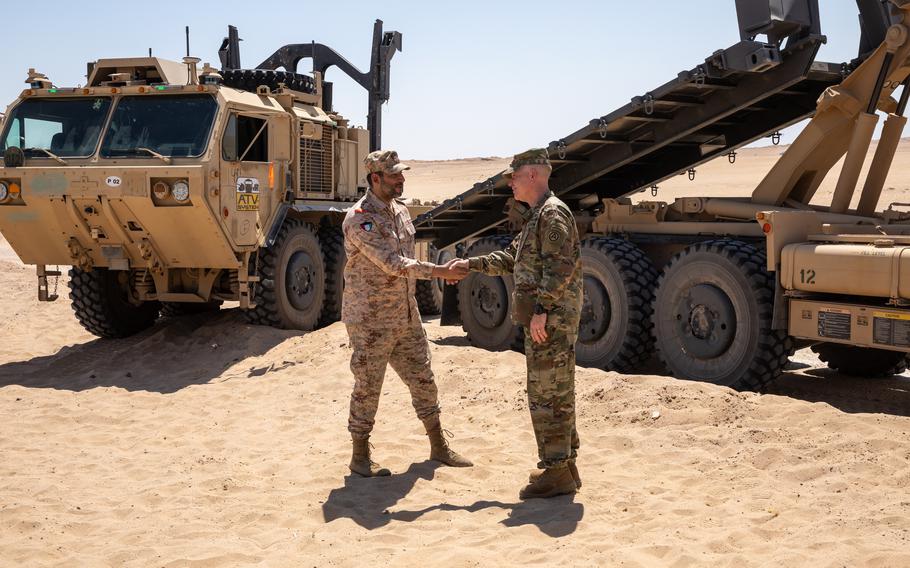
[{"xmin": 381, "ymin": 179, "xmax": 404, "ymax": 199}]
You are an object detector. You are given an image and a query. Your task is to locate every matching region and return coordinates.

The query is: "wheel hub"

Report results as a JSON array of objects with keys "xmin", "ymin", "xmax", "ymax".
[
  {"xmin": 286, "ymin": 250, "xmax": 317, "ymax": 310},
  {"xmin": 675, "ymin": 283, "xmax": 736, "ymax": 359},
  {"xmin": 580, "ymin": 274, "xmax": 611, "ymax": 343},
  {"xmin": 470, "ymin": 275, "xmax": 508, "ymax": 329}
]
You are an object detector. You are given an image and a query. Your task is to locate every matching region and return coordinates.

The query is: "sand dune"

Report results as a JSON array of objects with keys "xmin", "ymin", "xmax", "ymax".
[{"xmin": 2, "ymin": 146, "xmax": 910, "ymax": 566}]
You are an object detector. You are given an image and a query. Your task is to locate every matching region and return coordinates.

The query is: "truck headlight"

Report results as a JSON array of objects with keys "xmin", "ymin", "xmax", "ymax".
[
  {"xmin": 172, "ymin": 180, "xmax": 190, "ymax": 202},
  {"xmin": 152, "ymin": 180, "xmax": 170, "ymax": 200},
  {"xmin": 0, "ymin": 182, "xmax": 8, "ymax": 202}
]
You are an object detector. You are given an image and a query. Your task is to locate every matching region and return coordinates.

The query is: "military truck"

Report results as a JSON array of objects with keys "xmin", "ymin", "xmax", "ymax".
[
  {"xmin": 0, "ymin": 22, "xmax": 444, "ymax": 338},
  {"xmin": 416, "ymin": 0, "xmax": 910, "ymax": 389}
]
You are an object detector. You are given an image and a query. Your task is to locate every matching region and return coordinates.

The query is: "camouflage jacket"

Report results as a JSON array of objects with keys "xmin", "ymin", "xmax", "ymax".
[
  {"xmin": 468, "ymin": 191, "xmax": 583, "ymax": 329},
  {"xmin": 341, "ymin": 190, "xmax": 435, "ymax": 325}
]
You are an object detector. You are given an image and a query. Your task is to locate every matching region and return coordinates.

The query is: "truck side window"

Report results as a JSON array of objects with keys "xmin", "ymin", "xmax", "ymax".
[{"xmin": 222, "ymin": 114, "xmax": 268, "ymax": 162}]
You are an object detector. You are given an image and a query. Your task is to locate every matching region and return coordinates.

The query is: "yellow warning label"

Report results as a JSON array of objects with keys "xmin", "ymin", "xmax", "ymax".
[
  {"xmin": 820, "ymin": 307, "xmax": 851, "ymax": 315},
  {"xmin": 873, "ymin": 311, "xmax": 910, "ymax": 321},
  {"xmin": 237, "ymin": 193, "xmax": 259, "ymax": 211}
]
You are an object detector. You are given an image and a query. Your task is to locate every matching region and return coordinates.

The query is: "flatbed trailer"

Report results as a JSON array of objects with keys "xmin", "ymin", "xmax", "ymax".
[{"xmin": 415, "ymin": 0, "xmax": 910, "ymax": 390}]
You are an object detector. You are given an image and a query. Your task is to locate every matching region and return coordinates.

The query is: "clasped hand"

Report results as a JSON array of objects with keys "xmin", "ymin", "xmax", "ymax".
[{"xmin": 432, "ymin": 259, "xmax": 470, "ymax": 284}]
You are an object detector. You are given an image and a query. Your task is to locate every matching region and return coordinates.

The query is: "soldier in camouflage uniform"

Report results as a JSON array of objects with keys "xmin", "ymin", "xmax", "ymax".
[
  {"xmin": 453, "ymin": 149, "xmax": 583, "ymax": 499},
  {"xmin": 341, "ymin": 149, "xmax": 472, "ymax": 477}
]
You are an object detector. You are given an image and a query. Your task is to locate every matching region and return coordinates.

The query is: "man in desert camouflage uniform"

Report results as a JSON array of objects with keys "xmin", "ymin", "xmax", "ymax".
[
  {"xmin": 452, "ymin": 148, "xmax": 583, "ymax": 499},
  {"xmin": 341, "ymin": 149, "xmax": 472, "ymax": 477}
]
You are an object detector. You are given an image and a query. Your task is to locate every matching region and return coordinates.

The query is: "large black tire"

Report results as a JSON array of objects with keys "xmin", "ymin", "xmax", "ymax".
[
  {"xmin": 457, "ymin": 235, "xmax": 523, "ymax": 351},
  {"xmin": 652, "ymin": 239, "xmax": 792, "ymax": 390},
  {"xmin": 578, "ymin": 237, "xmax": 658, "ymax": 372},
  {"xmin": 68, "ymin": 267, "xmax": 160, "ymax": 338},
  {"xmin": 811, "ymin": 343, "xmax": 909, "ymax": 377},
  {"xmin": 221, "ymin": 69, "xmax": 316, "ymax": 94},
  {"xmin": 416, "ymin": 245, "xmax": 454, "ymax": 316},
  {"xmin": 160, "ymin": 301, "xmax": 223, "ymax": 318},
  {"xmin": 245, "ymin": 220, "xmax": 326, "ymax": 330},
  {"xmin": 319, "ymin": 225, "xmax": 346, "ymax": 326}
]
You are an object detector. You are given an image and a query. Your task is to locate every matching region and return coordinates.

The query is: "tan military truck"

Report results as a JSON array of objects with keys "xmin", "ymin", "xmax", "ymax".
[
  {"xmin": 417, "ymin": 0, "xmax": 910, "ymax": 389},
  {"xmin": 0, "ymin": 22, "xmax": 443, "ymax": 338}
]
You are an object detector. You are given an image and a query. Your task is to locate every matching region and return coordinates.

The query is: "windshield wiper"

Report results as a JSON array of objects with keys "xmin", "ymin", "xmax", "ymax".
[
  {"xmin": 24, "ymin": 147, "xmax": 67, "ymax": 165},
  {"xmin": 134, "ymin": 147, "xmax": 172, "ymax": 164}
]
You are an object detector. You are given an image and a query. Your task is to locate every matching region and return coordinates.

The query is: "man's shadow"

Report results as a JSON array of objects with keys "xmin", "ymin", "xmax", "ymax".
[
  {"xmin": 389, "ymin": 497, "xmax": 584, "ymax": 538},
  {"xmin": 323, "ymin": 461, "xmax": 583, "ymax": 537},
  {"xmin": 323, "ymin": 461, "xmax": 441, "ymax": 529}
]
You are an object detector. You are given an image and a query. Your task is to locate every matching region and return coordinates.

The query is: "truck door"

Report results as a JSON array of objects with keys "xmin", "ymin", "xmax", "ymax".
[{"xmin": 220, "ymin": 112, "xmax": 271, "ymax": 247}]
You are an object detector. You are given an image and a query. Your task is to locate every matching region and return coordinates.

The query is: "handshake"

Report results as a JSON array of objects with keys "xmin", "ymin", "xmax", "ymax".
[{"xmin": 431, "ymin": 259, "xmax": 471, "ymax": 284}]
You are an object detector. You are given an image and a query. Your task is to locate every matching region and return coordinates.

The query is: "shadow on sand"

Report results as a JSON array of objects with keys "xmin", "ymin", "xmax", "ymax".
[
  {"xmin": 0, "ymin": 309, "xmax": 296, "ymax": 394},
  {"xmin": 599, "ymin": 354, "xmax": 910, "ymax": 417},
  {"xmin": 764, "ymin": 367, "xmax": 910, "ymax": 416},
  {"xmin": 322, "ymin": 461, "xmax": 583, "ymax": 537}
]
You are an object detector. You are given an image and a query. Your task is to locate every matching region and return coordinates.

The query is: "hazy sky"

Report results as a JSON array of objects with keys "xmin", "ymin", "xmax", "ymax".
[{"xmin": 3, "ymin": 0, "xmax": 867, "ymax": 159}]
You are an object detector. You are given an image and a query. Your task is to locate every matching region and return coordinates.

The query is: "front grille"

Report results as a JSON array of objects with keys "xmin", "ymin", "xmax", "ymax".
[{"xmin": 299, "ymin": 123, "xmax": 333, "ymax": 194}]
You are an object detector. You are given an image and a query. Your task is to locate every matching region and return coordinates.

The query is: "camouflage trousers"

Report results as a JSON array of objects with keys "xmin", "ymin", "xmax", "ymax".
[
  {"xmin": 524, "ymin": 326, "xmax": 580, "ymax": 469},
  {"xmin": 346, "ymin": 321, "xmax": 441, "ymax": 439}
]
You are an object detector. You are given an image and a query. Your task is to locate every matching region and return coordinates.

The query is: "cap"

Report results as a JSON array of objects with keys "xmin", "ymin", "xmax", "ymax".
[
  {"xmin": 364, "ymin": 150, "xmax": 410, "ymax": 175},
  {"xmin": 502, "ymin": 148, "xmax": 551, "ymax": 178}
]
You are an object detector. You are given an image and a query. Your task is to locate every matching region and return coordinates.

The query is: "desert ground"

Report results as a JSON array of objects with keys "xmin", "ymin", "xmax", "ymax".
[{"xmin": 3, "ymin": 145, "xmax": 910, "ymax": 567}]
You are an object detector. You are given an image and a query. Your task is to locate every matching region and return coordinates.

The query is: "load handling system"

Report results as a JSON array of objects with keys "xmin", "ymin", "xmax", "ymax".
[{"xmin": 416, "ymin": 0, "xmax": 910, "ymax": 389}]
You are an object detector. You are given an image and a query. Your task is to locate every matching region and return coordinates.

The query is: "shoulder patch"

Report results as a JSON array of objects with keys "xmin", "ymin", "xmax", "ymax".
[
  {"xmin": 360, "ymin": 221, "xmax": 374, "ymax": 232},
  {"xmin": 547, "ymin": 230, "xmax": 562, "ymax": 242}
]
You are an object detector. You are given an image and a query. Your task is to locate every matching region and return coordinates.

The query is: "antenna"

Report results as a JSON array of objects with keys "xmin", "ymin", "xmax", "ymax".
[
  {"xmin": 185, "ymin": 26, "xmax": 190, "ymax": 57},
  {"xmin": 148, "ymin": 48, "xmax": 152, "ymax": 57}
]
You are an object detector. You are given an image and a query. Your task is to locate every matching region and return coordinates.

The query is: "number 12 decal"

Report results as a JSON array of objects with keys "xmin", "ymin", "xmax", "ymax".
[{"xmin": 800, "ymin": 269, "xmax": 816, "ymax": 285}]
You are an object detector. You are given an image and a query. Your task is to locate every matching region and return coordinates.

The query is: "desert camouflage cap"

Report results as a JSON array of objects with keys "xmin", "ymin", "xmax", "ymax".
[
  {"xmin": 503, "ymin": 148, "xmax": 551, "ymax": 178},
  {"xmin": 364, "ymin": 150, "xmax": 410, "ymax": 175}
]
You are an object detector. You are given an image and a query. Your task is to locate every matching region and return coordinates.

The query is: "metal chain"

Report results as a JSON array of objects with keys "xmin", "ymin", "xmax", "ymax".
[{"xmin": 51, "ymin": 265, "xmax": 60, "ymax": 299}]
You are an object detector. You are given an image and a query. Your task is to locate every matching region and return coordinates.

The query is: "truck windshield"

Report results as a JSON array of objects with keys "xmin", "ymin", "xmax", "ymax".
[
  {"xmin": 0, "ymin": 97, "xmax": 112, "ymax": 158},
  {"xmin": 100, "ymin": 95, "xmax": 217, "ymax": 158}
]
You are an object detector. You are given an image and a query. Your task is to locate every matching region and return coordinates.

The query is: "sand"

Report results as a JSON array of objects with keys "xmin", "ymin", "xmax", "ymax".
[{"xmin": 2, "ymin": 146, "xmax": 910, "ymax": 567}]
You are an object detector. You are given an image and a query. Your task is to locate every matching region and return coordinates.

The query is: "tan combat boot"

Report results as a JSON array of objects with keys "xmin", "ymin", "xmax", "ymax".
[
  {"xmin": 349, "ymin": 436, "xmax": 391, "ymax": 477},
  {"xmin": 423, "ymin": 416, "xmax": 473, "ymax": 467},
  {"xmin": 519, "ymin": 464, "xmax": 577, "ymax": 500},
  {"xmin": 529, "ymin": 461, "xmax": 582, "ymax": 489}
]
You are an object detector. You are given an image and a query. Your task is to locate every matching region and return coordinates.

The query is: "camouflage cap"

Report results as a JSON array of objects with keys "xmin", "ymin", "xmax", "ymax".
[
  {"xmin": 503, "ymin": 148, "xmax": 551, "ymax": 178},
  {"xmin": 364, "ymin": 150, "xmax": 410, "ymax": 175}
]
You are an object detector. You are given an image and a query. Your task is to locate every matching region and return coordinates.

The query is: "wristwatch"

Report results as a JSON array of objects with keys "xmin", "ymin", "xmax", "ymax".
[{"xmin": 533, "ymin": 303, "xmax": 546, "ymax": 315}]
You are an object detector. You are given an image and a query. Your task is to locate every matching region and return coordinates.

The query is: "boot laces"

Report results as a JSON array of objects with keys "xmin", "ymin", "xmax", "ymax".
[{"xmin": 367, "ymin": 441, "xmax": 381, "ymax": 467}]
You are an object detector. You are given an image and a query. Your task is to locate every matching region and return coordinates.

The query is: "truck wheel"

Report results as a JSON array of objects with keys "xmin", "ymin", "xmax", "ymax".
[
  {"xmin": 416, "ymin": 245, "xmax": 453, "ymax": 316},
  {"xmin": 319, "ymin": 225, "xmax": 345, "ymax": 326},
  {"xmin": 246, "ymin": 220, "xmax": 326, "ymax": 330},
  {"xmin": 578, "ymin": 237, "xmax": 658, "ymax": 371},
  {"xmin": 458, "ymin": 235, "xmax": 523, "ymax": 351},
  {"xmin": 652, "ymin": 239, "xmax": 791, "ymax": 390},
  {"xmin": 160, "ymin": 301, "xmax": 223, "ymax": 317},
  {"xmin": 811, "ymin": 343, "xmax": 908, "ymax": 377},
  {"xmin": 68, "ymin": 267, "xmax": 160, "ymax": 338}
]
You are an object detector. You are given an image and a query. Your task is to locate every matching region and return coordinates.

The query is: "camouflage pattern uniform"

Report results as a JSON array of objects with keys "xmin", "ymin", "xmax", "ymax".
[
  {"xmin": 468, "ymin": 149, "xmax": 584, "ymax": 469},
  {"xmin": 342, "ymin": 150, "xmax": 441, "ymax": 440}
]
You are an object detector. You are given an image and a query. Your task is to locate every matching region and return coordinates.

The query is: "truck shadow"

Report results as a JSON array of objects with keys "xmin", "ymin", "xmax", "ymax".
[
  {"xmin": 763, "ymin": 368, "xmax": 910, "ymax": 417},
  {"xmin": 580, "ymin": 356, "xmax": 910, "ymax": 417},
  {"xmin": 0, "ymin": 309, "xmax": 297, "ymax": 394}
]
